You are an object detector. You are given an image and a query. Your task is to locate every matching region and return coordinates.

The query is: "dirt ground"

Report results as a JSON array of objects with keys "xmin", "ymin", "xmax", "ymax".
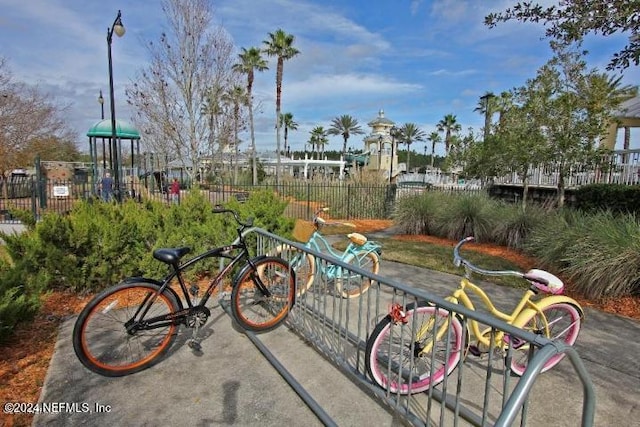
[{"xmin": 1, "ymin": 219, "xmax": 638, "ymax": 427}]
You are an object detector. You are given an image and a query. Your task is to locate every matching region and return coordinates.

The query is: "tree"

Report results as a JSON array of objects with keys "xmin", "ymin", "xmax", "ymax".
[
  {"xmin": 309, "ymin": 126, "xmax": 328, "ymax": 160},
  {"xmin": 474, "ymin": 92, "xmax": 497, "ymax": 140},
  {"xmin": 485, "ymin": 1, "xmax": 640, "ymax": 70},
  {"xmin": 398, "ymin": 123, "xmax": 426, "ymax": 172},
  {"xmin": 482, "ymin": 44, "xmax": 637, "ymax": 207},
  {"xmin": 436, "ymin": 114, "xmax": 462, "ymax": 154},
  {"xmin": 327, "ymin": 115, "xmax": 365, "ymax": 157},
  {"xmin": 222, "ymin": 85, "xmax": 248, "ymax": 185},
  {"xmin": 0, "ymin": 57, "xmax": 76, "ymax": 201},
  {"xmin": 279, "ymin": 112, "xmax": 298, "ymax": 156},
  {"xmin": 426, "ymin": 132, "xmax": 442, "ymax": 168},
  {"xmin": 126, "ymin": 0, "xmax": 237, "ymax": 181},
  {"xmin": 263, "ymin": 29, "xmax": 300, "ymax": 184},
  {"xmin": 233, "ymin": 47, "xmax": 268, "ymax": 184}
]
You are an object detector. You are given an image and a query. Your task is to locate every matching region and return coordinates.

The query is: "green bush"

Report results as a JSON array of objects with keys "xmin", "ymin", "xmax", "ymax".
[
  {"xmin": 0, "ymin": 188, "xmax": 294, "ymax": 295},
  {"xmin": 574, "ymin": 184, "xmax": 640, "ymax": 214},
  {"xmin": 492, "ymin": 203, "xmax": 548, "ymax": 249},
  {"xmin": 0, "ymin": 256, "xmax": 42, "ymax": 343},
  {"xmin": 393, "ymin": 192, "xmax": 446, "ymax": 235},
  {"xmin": 434, "ymin": 192, "xmax": 496, "ymax": 242}
]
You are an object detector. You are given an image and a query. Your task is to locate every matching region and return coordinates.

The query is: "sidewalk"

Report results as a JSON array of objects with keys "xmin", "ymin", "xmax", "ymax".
[{"xmin": 31, "ymin": 257, "xmax": 640, "ymax": 426}]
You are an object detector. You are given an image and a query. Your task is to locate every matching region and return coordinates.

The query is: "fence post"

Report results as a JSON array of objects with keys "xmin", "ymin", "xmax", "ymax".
[
  {"xmin": 306, "ymin": 182, "xmax": 311, "ymax": 220},
  {"xmin": 346, "ymin": 184, "xmax": 352, "ymax": 219},
  {"xmin": 35, "ymin": 155, "xmax": 47, "ymax": 210}
]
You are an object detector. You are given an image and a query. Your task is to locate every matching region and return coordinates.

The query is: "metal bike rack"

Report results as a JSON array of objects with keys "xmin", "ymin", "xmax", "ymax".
[{"xmin": 242, "ymin": 228, "xmax": 596, "ymax": 427}]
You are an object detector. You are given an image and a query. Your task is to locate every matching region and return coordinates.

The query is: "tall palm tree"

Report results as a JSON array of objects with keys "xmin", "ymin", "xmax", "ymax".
[
  {"xmin": 222, "ymin": 85, "xmax": 248, "ymax": 185},
  {"xmin": 426, "ymin": 132, "xmax": 442, "ymax": 168},
  {"xmin": 398, "ymin": 123, "xmax": 426, "ymax": 172},
  {"xmin": 327, "ymin": 115, "xmax": 364, "ymax": 157},
  {"xmin": 436, "ymin": 114, "xmax": 462, "ymax": 154},
  {"xmin": 263, "ymin": 29, "xmax": 300, "ymax": 184},
  {"xmin": 309, "ymin": 126, "xmax": 328, "ymax": 160},
  {"xmin": 474, "ymin": 92, "xmax": 496, "ymax": 140},
  {"xmin": 233, "ymin": 47, "xmax": 268, "ymax": 184},
  {"xmin": 279, "ymin": 112, "xmax": 298, "ymax": 156}
]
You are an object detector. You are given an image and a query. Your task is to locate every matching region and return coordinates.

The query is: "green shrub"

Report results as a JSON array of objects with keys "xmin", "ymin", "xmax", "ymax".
[
  {"xmin": 393, "ymin": 192, "xmax": 446, "ymax": 235},
  {"xmin": 574, "ymin": 184, "xmax": 640, "ymax": 214},
  {"xmin": 558, "ymin": 211, "xmax": 640, "ymax": 299},
  {"xmin": 524, "ymin": 208, "xmax": 583, "ymax": 270},
  {"xmin": 492, "ymin": 203, "xmax": 548, "ymax": 249},
  {"xmin": 0, "ymin": 259, "xmax": 43, "ymax": 343},
  {"xmin": 434, "ymin": 193, "xmax": 496, "ymax": 242}
]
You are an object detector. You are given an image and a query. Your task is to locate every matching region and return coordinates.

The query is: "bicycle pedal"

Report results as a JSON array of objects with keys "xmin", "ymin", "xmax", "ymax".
[
  {"xmin": 468, "ymin": 345, "xmax": 482, "ymax": 357},
  {"xmin": 187, "ymin": 339, "xmax": 202, "ymax": 351}
]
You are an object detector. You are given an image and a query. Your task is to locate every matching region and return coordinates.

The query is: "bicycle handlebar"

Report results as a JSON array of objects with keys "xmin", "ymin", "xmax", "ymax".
[
  {"xmin": 312, "ymin": 207, "xmax": 354, "ymax": 228},
  {"xmin": 213, "ymin": 205, "xmax": 253, "ymax": 228},
  {"xmin": 453, "ymin": 237, "xmax": 525, "ymax": 279}
]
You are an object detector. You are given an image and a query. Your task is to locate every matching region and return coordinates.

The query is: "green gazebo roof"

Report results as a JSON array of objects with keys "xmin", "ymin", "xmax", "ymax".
[{"xmin": 87, "ymin": 119, "xmax": 141, "ymax": 139}]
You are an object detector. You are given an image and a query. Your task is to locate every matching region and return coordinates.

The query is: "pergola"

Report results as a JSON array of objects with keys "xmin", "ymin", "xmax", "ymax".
[{"xmin": 87, "ymin": 119, "xmax": 141, "ymax": 194}]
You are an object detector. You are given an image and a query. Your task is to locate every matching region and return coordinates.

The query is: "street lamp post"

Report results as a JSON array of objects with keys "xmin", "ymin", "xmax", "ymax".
[
  {"xmin": 389, "ymin": 126, "xmax": 399, "ymax": 183},
  {"xmin": 107, "ymin": 10, "xmax": 125, "ymax": 201},
  {"xmin": 98, "ymin": 91, "xmax": 106, "ymax": 170},
  {"xmin": 480, "ymin": 93, "xmax": 495, "ymax": 141},
  {"xmin": 378, "ymin": 135, "xmax": 382, "ymax": 170}
]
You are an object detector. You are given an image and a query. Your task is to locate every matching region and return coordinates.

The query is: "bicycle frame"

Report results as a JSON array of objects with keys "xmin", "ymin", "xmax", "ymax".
[
  {"xmin": 131, "ymin": 215, "xmax": 271, "ymax": 330},
  {"xmin": 414, "ymin": 237, "xmax": 576, "ymax": 357},
  {"xmin": 304, "ymin": 230, "xmax": 378, "ymax": 278}
]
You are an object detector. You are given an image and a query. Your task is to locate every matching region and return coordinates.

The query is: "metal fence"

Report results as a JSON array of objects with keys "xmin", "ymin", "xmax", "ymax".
[
  {"xmin": 0, "ymin": 179, "xmax": 410, "ymax": 223},
  {"xmin": 245, "ymin": 228, "xmax": 595, "ymax": 426}
]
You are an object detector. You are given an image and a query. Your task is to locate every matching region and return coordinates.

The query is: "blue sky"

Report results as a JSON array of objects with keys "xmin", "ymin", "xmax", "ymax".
[{"xmin": 1, "ymin": 0, "xmax": 639, "ymax": 156}]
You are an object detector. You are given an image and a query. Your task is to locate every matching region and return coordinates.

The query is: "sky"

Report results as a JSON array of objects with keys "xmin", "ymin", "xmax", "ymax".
[{"xmin": 1, "ymin": 0, "xmax": 639, "ymax": 157}]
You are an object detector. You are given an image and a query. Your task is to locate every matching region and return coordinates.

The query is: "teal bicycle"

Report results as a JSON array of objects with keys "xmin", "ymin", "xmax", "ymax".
[{"xmin": 273, "ymin": 207, "xmax": 382, "ymax": 298}]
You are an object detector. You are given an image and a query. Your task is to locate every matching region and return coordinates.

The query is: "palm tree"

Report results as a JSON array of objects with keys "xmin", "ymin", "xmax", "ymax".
[
  {"xmin": 309, "ymin": 126, "xmax": 328, "ymax": 160},
  {"xmin": 279, "ymin": 112, "xmax": 298, "ymax": 156},
  {"xmin": 426, "ymin": 132, "xmax": 442, "ymax": 168},
  {"xmin": 327, "ymin": 115, "xmax": 364, "ymax": 157},
  {"xmin": 222, "ymin": 85, "xmax": 248, "ymax": 185},
  {"xmin": 398, "ymin": 123, "xmax": 426, "ymax": 172},
  {"xmin": 474, "ymin": 92, "xmax": 496, "ymax": 140},
  {"xmin": 436, "ymin": 114, "xmax": 462, "ymax": 154},
  {"xmin": 233, "ymin": 47, "xmax": 268, "ymax": 184},
  {"xmin": 263, "ymin": 29, "xmax": 300, "ymax": 184}
]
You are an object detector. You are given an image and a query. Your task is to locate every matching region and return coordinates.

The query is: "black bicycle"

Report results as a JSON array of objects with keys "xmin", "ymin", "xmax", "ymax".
[{"xmin": 72, "ymin": 207, "xmax": 295, "ymax": 377}]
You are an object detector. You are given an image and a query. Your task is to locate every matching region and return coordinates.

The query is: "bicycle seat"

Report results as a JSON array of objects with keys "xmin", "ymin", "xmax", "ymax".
[
  {"xmin": 348, "ymin": 233, "xmax": 367, "ymax": 246},
  {"xmin": 524, "ymin": 269, "xmax": 564, "ymax": 295},
  {"xmin": 153, "ymin": 247, "xmax": 191, "ymax": 265}
]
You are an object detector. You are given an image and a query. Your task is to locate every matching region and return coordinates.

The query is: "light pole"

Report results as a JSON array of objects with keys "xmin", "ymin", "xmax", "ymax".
[
  {"xmin": 480, "ymin": 93, "xmax": 495, "ymax": 141},
  {"xmin": 389, "ymin": 126, "xmax": 399, "ymax": 183},
  {"xmin": 98, "ymin": 90, "xmax": 106, "ymax": 169},
  {"xmin": 107, "ymin": 10, "xmax": 125, "ymax": 201},
  {"xmin": 378, "ymin": 135, "xmax": 382, "ymax": 170}
]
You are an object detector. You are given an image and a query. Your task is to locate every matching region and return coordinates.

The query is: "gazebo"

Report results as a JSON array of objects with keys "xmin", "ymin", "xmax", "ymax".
[{"xmin": 87, "ymin": 119, "xmax": 141, "ymax": 195}]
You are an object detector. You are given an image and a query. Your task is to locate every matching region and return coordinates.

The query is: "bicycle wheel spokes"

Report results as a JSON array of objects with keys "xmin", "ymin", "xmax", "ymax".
[
  {"xmin": 336, "ymin": 251, "xmax": 380, "ymax": 299},
  {"xmin": 74, "ymin": 283, "xmax": 178, "ymax": 376},
  {"xmin": 510, "ymin": 302, "xmax": 582, "ymax": 376},
  {"xmin": 231, "ymin": 257, "xmax": 294, "ymax": 332},
  {"xmin": 366, "ymin": 304, "xmax": 464, "ymax": 395}
]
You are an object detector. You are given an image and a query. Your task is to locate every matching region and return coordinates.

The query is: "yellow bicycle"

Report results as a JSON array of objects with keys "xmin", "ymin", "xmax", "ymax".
[{"xmin": 365, "ymin": 236, "xmax": 584, "ymax": 394}]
